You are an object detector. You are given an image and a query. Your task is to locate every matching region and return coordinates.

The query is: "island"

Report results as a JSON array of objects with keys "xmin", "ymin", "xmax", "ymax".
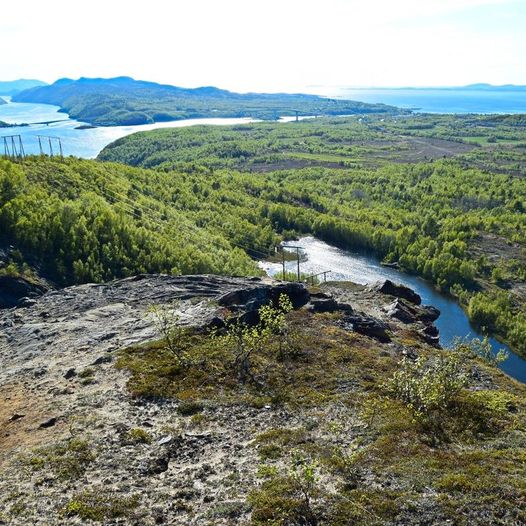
[{"xmin": 12, "ymin": 76, "xmax": 403, "ymax": 126}]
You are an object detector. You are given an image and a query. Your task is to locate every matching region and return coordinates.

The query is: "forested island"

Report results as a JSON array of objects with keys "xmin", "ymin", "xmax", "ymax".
[{"xmin": 12, "ymin": 76, "xmax": 401, "ymax": 126}]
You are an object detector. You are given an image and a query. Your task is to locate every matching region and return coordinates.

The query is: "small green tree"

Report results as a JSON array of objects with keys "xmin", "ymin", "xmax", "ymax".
[
  {"xmin": 259, "ymin": 293, "xmax": 295, "ymax": 359},
  {"xmin": 218, "ymin": 293, "xmax": 295, "ymax": 384},
  {"xmin": 454, "ymin": 336, "xmax": 508, "ymax": 368},
  {"xmin": 385, "ymin": 351, "xmax": 468, "ymax": 429},
  {"xmin": 289, "ymin": 454, "xmax": 320, "ymax": 523},
  {"xmin": 149, "ymin": 302, "xmax": 191, "ymax": 366},
  {"xmin": 221, "ymin": 320, "xmax": 265, "ymax": 384}
]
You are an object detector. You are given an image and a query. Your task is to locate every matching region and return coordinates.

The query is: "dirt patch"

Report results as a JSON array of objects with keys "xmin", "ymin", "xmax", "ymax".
[
  {"xmin": 245, "ymin": 158, "xmax": 347, "ymax": 172},
  {"xmin": 469, "ymin": 233, "xmax": 525, "ymax": 264},
  {"xmin": 393, "ymin": 136, "xmax": 476, "ymax": 162},
  {"xmin": 0, "ymin": 384, "xmax": 66, "ymax": 469}
]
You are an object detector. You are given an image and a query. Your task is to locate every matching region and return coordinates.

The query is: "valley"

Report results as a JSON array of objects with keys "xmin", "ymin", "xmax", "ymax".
[{"xmin": 1, "ymin": 89, "xmax": 526, "ymax": 526}]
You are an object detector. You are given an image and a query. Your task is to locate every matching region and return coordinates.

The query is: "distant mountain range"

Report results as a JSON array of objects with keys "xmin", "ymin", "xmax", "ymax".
[
  {"xmin": 0, "ymin": 79, "xmax": 47, "ymax": 96},
  {"xmin": 461, "ymin": 83, "xmax": 526, "ymax": 91},
  {"xmin": 12, "ymin": 76, "xmax": 401, "ymax": 126}
]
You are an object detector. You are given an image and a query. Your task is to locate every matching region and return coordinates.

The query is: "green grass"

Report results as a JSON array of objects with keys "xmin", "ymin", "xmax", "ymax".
[
  {"xmin": 61, "ymin": 491, "xmax": 139, "ymax": 522},
  {"xmin": 22, "ymin": 438, "xmax": 94, "ymax": 481},
  {"xmin": 113, "ymin": 298, "xmax": 526, "ymax": 524}
]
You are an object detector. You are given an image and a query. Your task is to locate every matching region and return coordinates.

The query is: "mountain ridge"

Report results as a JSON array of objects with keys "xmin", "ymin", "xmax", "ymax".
[
  {"xmin": 0, "ymin": 79, "xmax": 47, "ymax": 96},
  {"xmin": 13, "ymin": 76, "xmax": 401, "ymax": 126}
]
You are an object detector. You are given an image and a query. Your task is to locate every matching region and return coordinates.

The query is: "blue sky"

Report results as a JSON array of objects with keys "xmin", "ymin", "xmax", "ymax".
[{"xmin": 1, "ymin": 0, "xmax": 525, "ymax": 92}]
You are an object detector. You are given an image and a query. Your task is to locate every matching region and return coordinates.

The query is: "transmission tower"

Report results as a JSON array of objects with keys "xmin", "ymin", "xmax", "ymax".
[{"xmin": 1, "ymin": 135, "xmax": 25, "ymax": 160}]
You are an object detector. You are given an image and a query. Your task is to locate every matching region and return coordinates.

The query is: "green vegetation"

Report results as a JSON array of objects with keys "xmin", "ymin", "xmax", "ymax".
[
  {"xmin": 123, "ymin": 428, "xmax": 152, "ymax": 444},
  {"xmin": 2, "ymin": 113, "xmax": 526, "ymax": 356},
  {"xmin": 61, "ymin": 491, "xmax": 138, "ymax": 522},
  {"xmin": 116, "ymin": 297, "xmax": 526, "ymax": 525},
  {"xmin": 0, "ymin": 156, "xmax": 264, "ymax": 285},
  {"xmin": 99, "ymin": 116, "xmax": 526, "ymax": 357},
  {"xmin": 13, "ymin": 76, "xmax": 399, "ymax": 126},
  {"xmin": 22, "ymin": 438, "xmax": 94, "ymax": 480}
]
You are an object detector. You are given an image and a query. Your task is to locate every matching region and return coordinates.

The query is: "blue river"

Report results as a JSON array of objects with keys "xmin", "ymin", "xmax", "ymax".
[{"xmin": 261, "ymin": 237, "xmax": 526, "ymax": 384}]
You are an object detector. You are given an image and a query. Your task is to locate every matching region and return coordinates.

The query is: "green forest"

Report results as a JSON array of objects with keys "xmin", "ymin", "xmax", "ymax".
[
  {"xmin": 2, "ymin": 113, "xmax": 526, "ymax": 356},
  {"xmin": 12, "ymin": 77, "xmax": 399, "ymax": 126},
  {"xmin": 99, "ymin": 115, "xmax": 526, "ymax": 357}
]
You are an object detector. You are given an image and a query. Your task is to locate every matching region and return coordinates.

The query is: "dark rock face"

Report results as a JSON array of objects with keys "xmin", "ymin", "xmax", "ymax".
[
  {"xmin": 419, "ymin": 324, "xmax": 440, "ymax": 347},
  {"xmin": 385, "ymin": 298, "xmax": 441, "ymax": 347},
  {"xmin": 386, "ymin": 298, "xmax": 440, "ymax": 324},
  {"xmin": 386, "ymin": 298, "xmax": 417, "ymax": 323},
  {"xmin": 306, "ymin": 292, "xmax": 353, "ymax": 313},
  {"xmin": 372, "ymin": 279, "xmax": 422, "ymax": 305},
  {"xmin": 419, "ymin": 305, "xmax": 440, "ymax": 323},
  {"xmin": 0, "ymin": 276, "xmax": 48, "ymax": 309},
  {"xmin": 218, "ymin": 281, "xmax": 310, "ymax": 310},
  {"xmin": 339, "ymin": 312, "xmax": 391, "ymax": 342}
]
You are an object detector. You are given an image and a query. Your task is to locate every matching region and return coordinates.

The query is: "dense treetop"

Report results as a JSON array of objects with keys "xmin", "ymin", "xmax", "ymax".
[
  {"xmin": 100, "ymin": 115, "xmax": 526, "ymax": 356},
  {"xmin": 2, "ymin": 113, "xmax": 526, "ymax": 354}
]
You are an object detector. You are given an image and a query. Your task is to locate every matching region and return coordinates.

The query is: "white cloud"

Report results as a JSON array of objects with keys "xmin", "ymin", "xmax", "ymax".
[{"xmin": 0, "ymin": 0, "xmax": 524, "ymax": 90}]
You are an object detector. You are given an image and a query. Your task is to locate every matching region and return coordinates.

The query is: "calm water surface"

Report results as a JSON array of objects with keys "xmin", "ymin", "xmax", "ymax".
[
  {"xmin": 308, "ymin": 87, "xmax": 526, "ymax": 114},
  {"xmin": 260, "ymin": 237, "xmax": 526, "ymax": 384},
  {"xmin": 0, "ymin": 97, "xmax": 270, "ymax": 158}
]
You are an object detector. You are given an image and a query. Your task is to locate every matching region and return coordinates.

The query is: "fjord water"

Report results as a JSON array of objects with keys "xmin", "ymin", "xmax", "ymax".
[
  {"xmin": 315, "ymin": 87, "xmax": 526, "ymax": 114},
  {"xmin": 3, "ymin": 88, "xmax": 526, "ymax": 157},
  {"xmin": 0, "ymin": 98, "xmax": 261, "ymax": 158},
  {"xmin": 260, "ymin": 237, "xmax": 526, "ymax": 384}
]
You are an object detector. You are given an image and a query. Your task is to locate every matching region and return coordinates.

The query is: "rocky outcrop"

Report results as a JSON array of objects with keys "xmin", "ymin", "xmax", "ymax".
[
  {"xmin": 218, "ymin": 280, "xmax": 310, "ymax": 311},
  {"xmin": 0, "ymin": 274, "xmax": 449, "ymax": 526},
  {"xmin": 386, "ymin": 298, "xmax": 440, "ymax": 324},
  {"xmin": 0, "ymin": 275, "xmax": 49, "ymax": 309},
  {"xmin": 371, "ymin": 279, "xmax": 422, "ymax": 305},
  {"xmin": 306, "ymin": 292, "xmax": 353, "ymax": 313},
  {"xmin": 339, "ymin": 312, "xmax": 391, "ymax": 342},
  {"xmin": 0, "ymin": 275, "xmax": 312, "ymax": 382},
  {"xmin": 385, "ymin": 298, "xmax": 440, "ymax": 347}
]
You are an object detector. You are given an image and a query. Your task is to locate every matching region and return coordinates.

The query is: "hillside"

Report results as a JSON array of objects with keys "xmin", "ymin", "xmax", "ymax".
[
  {"xmin": 99, "ymin": 116, "xmax": 526, "ymax": 358},
  {"xmin": 12, "ymin": 76, "xmax": 400, "ymax": 126},
  {"xmin": 0, "ymin": 79, "xmax": 47, "ymax": 95},
  {"xmin": 1, "ymin": 274, "xmax": 524, "ymax": 525},
  {"xmin": 0, "ymin": 156, "xmax": 275, "ymax": 292}
]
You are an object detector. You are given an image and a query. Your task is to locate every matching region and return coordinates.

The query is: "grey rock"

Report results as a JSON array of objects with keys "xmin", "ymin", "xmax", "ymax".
[
  {"xmin": 0, "ymin": 276, "xmax": 49, "ymax": 309},
  {"xmin": 218, "ymin": 281, "xmax": 309, "ymax": 310},
  {"xmin": 17, "ymin": 297, "xmax": 37, "ymax": 308},
  {"xmin": 158, "ymin": 435, "xmax": 173, "ymax": 445},
  {"xmin": 386, "ymin": 298, "xmax": 418, "ymax": 323},
  {"xmin": 339, "ymin": 312, "xmax": 391, "ymax": 342},
  {"xmin": 306, "ymin": 292, "xmax": 353, "ymax": 313},
  {"xmin": 371, "ymin": 279, "xmax": 422, "ymax": 305},
  {"xmin": 39, "ymin": 417, "xmax": 57, "ymax": 429},
  {"xmin": 420, "ymin": 305, "xmax": 440, "ymax": 322}
]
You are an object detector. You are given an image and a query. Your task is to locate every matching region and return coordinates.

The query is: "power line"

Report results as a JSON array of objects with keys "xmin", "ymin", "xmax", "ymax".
[{"xmin": 25, "ymin": 164, "xmax": 273, "ymax": 260}]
